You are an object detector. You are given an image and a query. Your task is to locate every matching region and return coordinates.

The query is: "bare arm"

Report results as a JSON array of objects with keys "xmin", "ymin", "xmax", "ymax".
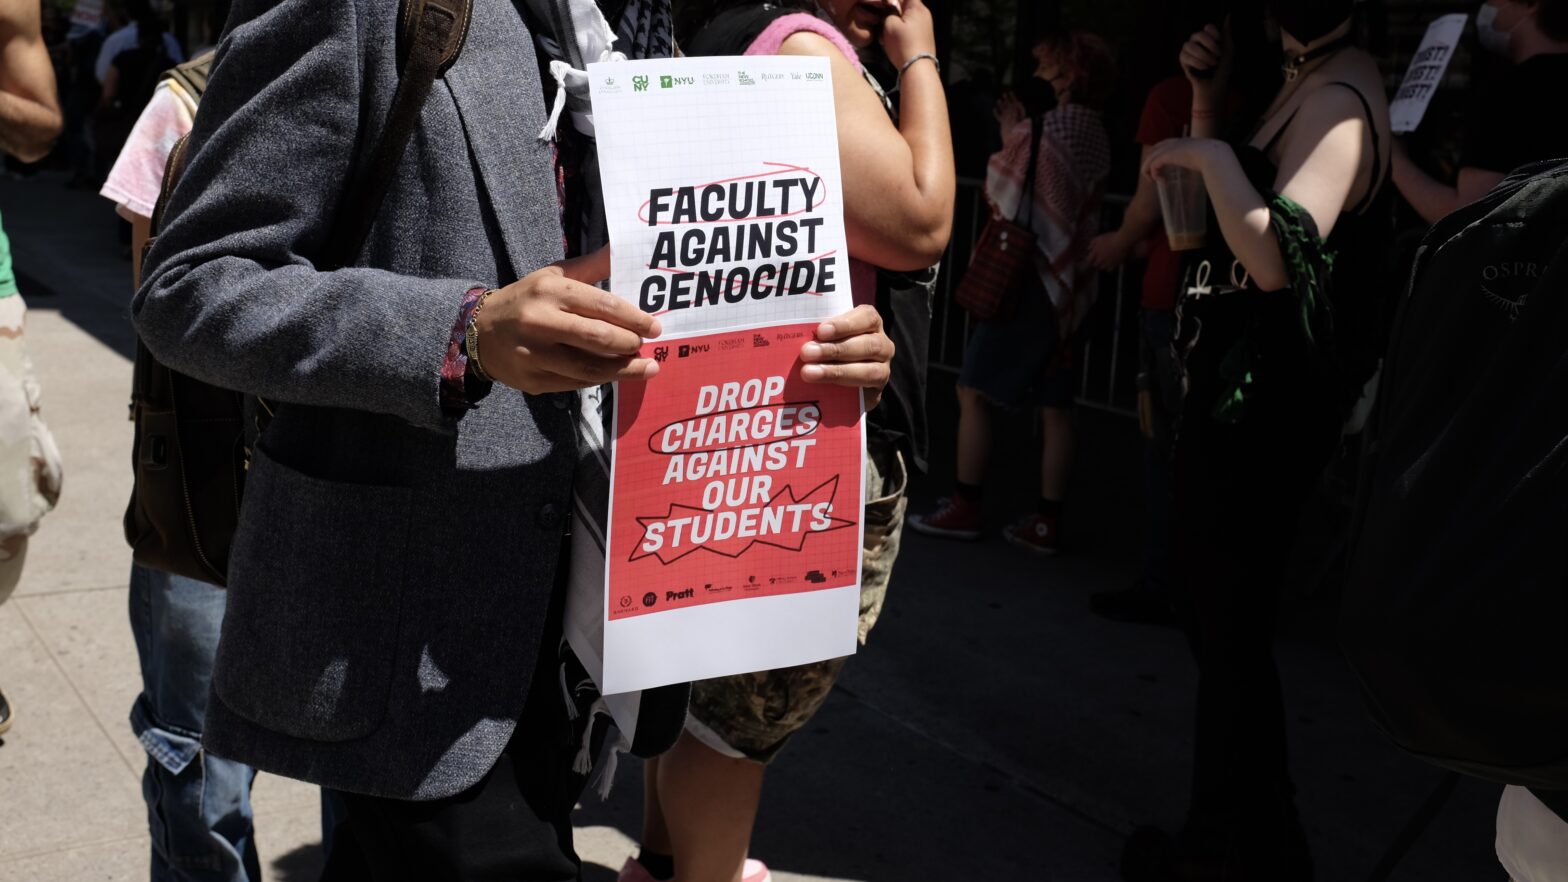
[
  {"xmin": 99, "ymin": 64, "xmax": 121, "ymax": 110},
  {"xmin": 0, "ymin": 0, "xmax": 62, "ymax": 163},
  {"xmin": 1088, "ymin": 144, "xmax": 1162, "ymax": 270},
  {"xmin": 1393, "ymin": 144, "xmax": 1507, "ymax": 225},
  {"xmin": 778, "ymin": 23, "xmax": 954, "ymax": 271},
  {"xmin": 1146, "ymin": 86, "xmax": 1371, "ymax": 293}
]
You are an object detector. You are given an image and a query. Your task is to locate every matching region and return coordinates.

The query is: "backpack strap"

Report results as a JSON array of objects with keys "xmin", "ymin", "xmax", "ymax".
[
  {"xmin": 161, "ymin": 50, "xmax": 215, "ymax": 103},
  {"xmin": 323, "ymin": 0, "xmax": 473, "ymax": 268}
]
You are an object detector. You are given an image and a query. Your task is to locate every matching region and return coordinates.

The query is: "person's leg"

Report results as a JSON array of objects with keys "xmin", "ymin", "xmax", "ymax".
[
  {"xmin": 955, "ymin": 384, "xmax": 993, "ymax": 489},
  {"xmin": 655, "ymin": 731, "xmax": 766, "ymax": 882},
  {"xmin": 909, "ymin": 385, "xmax": 989, "ymax": 538},
  {"xmin": 127, "ymin": 564, "xmax": 261, "ymax": 882},
  {"xmin": 1039, "ymin": 406, "xmax": 1074, "ymax": 503}
]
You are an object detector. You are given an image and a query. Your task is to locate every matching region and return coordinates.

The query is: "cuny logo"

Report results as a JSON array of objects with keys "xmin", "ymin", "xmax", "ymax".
[{"xmin": 633, "ymin": 75, "xmax": 649, "ymax": 92}]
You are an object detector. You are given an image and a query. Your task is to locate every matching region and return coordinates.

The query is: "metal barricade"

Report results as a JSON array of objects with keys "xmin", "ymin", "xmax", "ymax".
[{"xmin": 930, "ymin": 179, "xmax": 1138, "ymax": 419}]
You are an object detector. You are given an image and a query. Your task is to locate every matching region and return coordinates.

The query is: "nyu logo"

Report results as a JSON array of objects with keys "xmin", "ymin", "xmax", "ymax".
[{"xmin": 660, "ymin": 75, "xmax": 695, "ymax": 89}]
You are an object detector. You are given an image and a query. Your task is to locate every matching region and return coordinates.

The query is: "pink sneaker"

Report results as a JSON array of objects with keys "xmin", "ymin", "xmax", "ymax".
[
  {"xmin": 908, "ymin": 496, "xmax": 982, "ymax": 540},
  {"xmin": 743, "ymin": 859, "xmax": 773, "ymax": 882},
  {"xmin": 1003, "ymin": 514, "xmax": 1059, "ymax": 555}
]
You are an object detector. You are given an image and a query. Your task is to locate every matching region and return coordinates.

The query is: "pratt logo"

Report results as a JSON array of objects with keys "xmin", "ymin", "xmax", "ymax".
[
  {"xmin": 642, "ymin": 592, "xmax": 658, "ymax": 607},
  {"xmin": 1480, "ymin": 261, "xmax": 1540, "ymax": 320},
  {"xmin": 632, "ymin": 75, "xmax": 649, "ymax": 92},
  {"xmin": 678, "ymin": 343, "xmax": 710, "ymax": 358},
  {"xmin": 666, "ymin": 588, "xmax": 696, "ymax": 601},
  {"xmin": 737, "ymin": 70, "xmax": 757, "ymax": 86}
]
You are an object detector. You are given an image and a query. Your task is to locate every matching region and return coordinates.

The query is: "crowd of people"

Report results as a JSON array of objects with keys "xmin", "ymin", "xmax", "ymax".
[{"xmin": 0, "ymin": 0, "xmax": 1565, "ymax": 881}]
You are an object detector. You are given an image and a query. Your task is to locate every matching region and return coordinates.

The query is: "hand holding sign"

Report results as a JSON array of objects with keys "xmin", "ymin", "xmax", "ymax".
[
  {"xmin": 477, "ymin": 247, "xmax": 665, "ymax": 394},
  {"xmin": 800, "ymin": 304, "xmax": 893, "ymax": 411}
]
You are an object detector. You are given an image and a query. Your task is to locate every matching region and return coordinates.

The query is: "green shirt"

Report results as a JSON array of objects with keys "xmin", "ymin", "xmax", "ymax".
[{"xmin": 0, "ymin": 209, "xmax": 16, "ymax": 298}]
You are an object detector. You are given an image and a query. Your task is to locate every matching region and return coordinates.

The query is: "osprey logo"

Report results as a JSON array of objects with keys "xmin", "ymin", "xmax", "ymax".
[{"xmin": 1480, "ymin": 261, "xmax": 1540, "ymax": 321}]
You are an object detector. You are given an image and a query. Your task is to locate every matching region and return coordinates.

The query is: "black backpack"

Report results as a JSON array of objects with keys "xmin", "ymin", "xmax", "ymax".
[
  {"xmin": 1342, "ymin": 160, "xmax": 1568, "ymax": 817},
  {"xmin": 125, "ymin": 0, "xmax": 472, "ymax": 585}
]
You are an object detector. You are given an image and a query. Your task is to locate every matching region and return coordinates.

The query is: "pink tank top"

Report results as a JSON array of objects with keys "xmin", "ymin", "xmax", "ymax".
[{"xmin": 745, "ymin": 14, "xmax": 877, "ymax": 307}]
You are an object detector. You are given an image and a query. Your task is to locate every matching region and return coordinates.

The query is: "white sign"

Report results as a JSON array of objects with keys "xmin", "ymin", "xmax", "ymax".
[
  {"xmin": 576, "ymin": 55, "xmax": 864, "ymax": 697},
  {"xmin": 1391, "ymin": 14, "xmax": 1469, "ymax": 134},
  {"xmin": 70, "ymin": 0, "xmax": 105, "ymax": 28}
]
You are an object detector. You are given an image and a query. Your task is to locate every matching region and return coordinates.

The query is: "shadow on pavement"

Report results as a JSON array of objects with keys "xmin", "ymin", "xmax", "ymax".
[{"xmin": 271, "ymin": 842, "xmax": 326, "ymax": 882}]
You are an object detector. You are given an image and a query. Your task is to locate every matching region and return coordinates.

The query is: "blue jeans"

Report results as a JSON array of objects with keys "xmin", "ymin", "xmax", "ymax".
[{"xmin": 128, "ymin": 564, "xmax": 260, "ymax": 882}]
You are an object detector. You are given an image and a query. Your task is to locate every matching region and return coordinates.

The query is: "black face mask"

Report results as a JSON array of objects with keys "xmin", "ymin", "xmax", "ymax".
[{"xmin": 1268, "ymin": 0, "xmax": 1354, "ymax": 45}]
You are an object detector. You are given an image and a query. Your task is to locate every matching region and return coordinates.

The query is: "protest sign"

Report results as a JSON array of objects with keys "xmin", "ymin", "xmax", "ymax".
[
  {"xmin": 1391, "ymin": 14, "xmax": 1469, "ymax": 134},
  {"xmin": 582, "ymin": 56, "xmax": 863, "ymax": 696},
  {"xmin": 70, "ymin": 0, "xmax": 105, "ymax": 28}
]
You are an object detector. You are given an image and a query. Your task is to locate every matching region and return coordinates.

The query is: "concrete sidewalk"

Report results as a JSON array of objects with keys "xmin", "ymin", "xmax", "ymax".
[{"xmin": 0, "ymin": 170, "xmax": 1505, "ymax": 882}]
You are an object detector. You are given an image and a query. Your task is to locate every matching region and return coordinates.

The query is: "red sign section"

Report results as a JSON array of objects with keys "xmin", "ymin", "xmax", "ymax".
[{"xmin": 608, "ymin": 324, "xmax": 863, "ymax": 620}]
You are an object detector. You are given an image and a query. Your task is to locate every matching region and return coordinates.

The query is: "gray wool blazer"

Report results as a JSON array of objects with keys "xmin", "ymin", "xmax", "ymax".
[{"xmin": 134, "ymin": 0, "xmax": 580, "ymax": 800}]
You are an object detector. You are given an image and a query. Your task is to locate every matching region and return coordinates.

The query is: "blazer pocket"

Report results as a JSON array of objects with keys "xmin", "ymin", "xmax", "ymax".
[{"xmin": 213, "ymin": 445, "xmax": 413, "ymax": 743}]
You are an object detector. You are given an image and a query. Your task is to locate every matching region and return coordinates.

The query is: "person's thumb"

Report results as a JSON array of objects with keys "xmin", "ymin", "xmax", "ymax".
[{"xmin": 557, "ymin": 246, "xmax": 611, "ymax": 285}]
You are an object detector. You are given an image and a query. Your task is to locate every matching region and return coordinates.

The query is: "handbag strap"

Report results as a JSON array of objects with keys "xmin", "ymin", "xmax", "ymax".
[{"xmin": 1013, "ymin": 114, "xmax": 1043, "ymax": 231}]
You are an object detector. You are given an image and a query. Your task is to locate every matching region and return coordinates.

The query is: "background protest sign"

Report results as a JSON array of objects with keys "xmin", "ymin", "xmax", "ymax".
[
  {"xmin": 585, "ymin": 56, "xmax": 863, "ymax": 695},
  {"xmin": 1391, "ymin": 14, "xmax": 1469, "ymax": 133}
]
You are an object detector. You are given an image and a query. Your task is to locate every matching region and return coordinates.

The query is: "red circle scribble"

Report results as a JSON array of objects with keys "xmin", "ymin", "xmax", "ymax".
[{"xmin": 637, "ymin": 162, "xmax": 828, "ymax": 226}]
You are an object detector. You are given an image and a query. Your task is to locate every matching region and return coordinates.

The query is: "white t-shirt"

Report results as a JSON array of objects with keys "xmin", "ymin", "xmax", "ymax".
[
  {"xmin": 100, "ymin": 80, "xmax": 197, "ymax": 220},
  {"xmin": 95, "ymin": 23, "xmax": 185, "ymax": 84},
  {"xmin": 1497, "ymin": 785, "xmax": 1568, "ymax": 882}
]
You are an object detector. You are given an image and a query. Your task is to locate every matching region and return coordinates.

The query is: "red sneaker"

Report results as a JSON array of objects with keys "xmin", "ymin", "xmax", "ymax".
[
  {"xmin": 1003, "ymin": 514, "xmax": 1059, "ymax": 555},
  {"xmin": 909, "ymin": 496, "xmax": 982, "ymax": 540}
]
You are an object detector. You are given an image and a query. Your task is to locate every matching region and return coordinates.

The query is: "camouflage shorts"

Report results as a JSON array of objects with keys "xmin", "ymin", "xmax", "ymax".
[
  {"xmin": 0, "ymin": 295, "xmax": 60, "ymax": 606},
  {"xmin": 686, "ymin": 438, "xmax": 908, "ymax": 764}
]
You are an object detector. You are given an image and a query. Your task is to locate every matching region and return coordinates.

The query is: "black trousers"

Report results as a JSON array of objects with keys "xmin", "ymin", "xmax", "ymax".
[
  {"xmin": 1171, "ymin": 343, "xmax": 1339, "ymax": 858},
  {"xmin": 321, "ymin": 621, "xmax": 587, "ymax": 881}
]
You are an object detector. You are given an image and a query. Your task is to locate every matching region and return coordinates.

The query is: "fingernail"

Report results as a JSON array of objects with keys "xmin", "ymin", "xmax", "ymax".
[
  {"xmin": 648, "ymin": 319, "xmax": 664, "ymax": 338},
  {"xmin": 801, "ymin": 364, "xmax": 824, "ymax": 381},
  {"xmin": 818, "ymin": 322, "xmax": 836, "ymax": 338},
  {"xmin": 801, "ymin": 342, "xmax": 823, "ymax": 360},
  {"xmin": 645, "ymin": 360, "xmax": 660, "ymax": 378}
]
